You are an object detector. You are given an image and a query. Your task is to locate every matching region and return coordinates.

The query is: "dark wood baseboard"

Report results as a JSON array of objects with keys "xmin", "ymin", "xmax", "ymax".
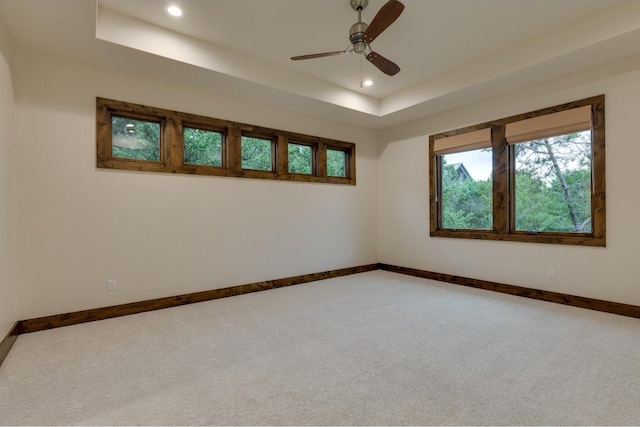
[
  {"xmin": 379, "ymin": 263, "xmax": 640, "ymax": 319},
  {"xmin": 18, "ymin": 264, "xmax": 379, "ymax": 334},
  {"xmin": 6, "ymin": 262, "xmax": 639, "ymax": 367},
  {"xmin": 0, "ymin": 323, "xmax": 20, "ymax": 368}
]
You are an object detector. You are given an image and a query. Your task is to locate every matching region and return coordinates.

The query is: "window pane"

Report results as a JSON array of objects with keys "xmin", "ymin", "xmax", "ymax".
[
  {"xmin": 111, "ymin": 116, "xmax": 160, "ymax": 161},
  {"xmin": 288, "ymin": 143, "xmax": 312, "ymax": 174},
  {"xmin": 514, "ymin": 131, "xmax": 592, "ymax": 233},
  {"xmin": 184, "ymin": 127, "xmax": 222, "ymax": 167},
  {"xmin": 440, "ymin": 148, "xmax": 493, "ymax": 230},
  {"xmin": 241, "ymin": 136, "xmax": 273, "ymax": 171},
  {"xmin": 327, "ymin": 149, "xmax": 346, "ymax": 177}
]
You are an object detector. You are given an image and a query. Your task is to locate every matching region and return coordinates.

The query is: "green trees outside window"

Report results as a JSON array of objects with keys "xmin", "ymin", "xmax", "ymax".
[
  {"xmin": 289, "ymin": 143, "xmax": 312, "ymax": 174},
  {"xmin": 111, "ymin": 116, "xmax": 160, "ymax": 161},
  {"xmin": 184, "ymin": 127, "xmax": 222, "ymax": 167},
  {"xmin": 439, "ymin": 133, "xmax": 592, "ymax": 233},
  {"xmin": 429, "ymin": 95, "xmax": 605, "ymax": 246},
  {"xmin": 440, "ymin": 149, "xmax": 492, "ymax": 230},
  {"xmin": 241, "ymin": 136, "xmax": 273, "ymax": 171},
  {"xmin": 327, "ymin": 149, "xmax": 346, "ymax": 177},
  {"xmin": 514, "ymin": 131, "xmax": 592, "ymax": 233},
  {"xmin": 98, "ymin": 98, "xmax": 356, "ymax": 185}
]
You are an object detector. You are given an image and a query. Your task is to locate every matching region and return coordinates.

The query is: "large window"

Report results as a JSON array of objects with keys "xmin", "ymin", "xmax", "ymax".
[
  {"xmin": 97, "ymin": 98, "xmax": 356, "ymax": 185},
  {"xmin": 430, "ymin": 95, "xmax": 605, "ymax": 246},
  {"xmin": 433, "ymin": 128, "xmax": 493, "ymax": 231},
  {"xmin": 513, "ymin": 130, "xmax": 592, "ymax": 233}
]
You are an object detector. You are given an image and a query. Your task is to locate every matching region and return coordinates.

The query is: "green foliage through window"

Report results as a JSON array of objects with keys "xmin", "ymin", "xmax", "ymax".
[
  {"xmin": 327, "ymin": 149, "xmax": 346, "ymax": 177},
  {"xmin": 241, "ymin": 136, "xmax": 273, "ymax": 171},
  {"xmin": 184, "ymin": 127, "xmax": 222, "ymax": 167},
  {"xmin": 289, "ymin": 143, "xmax": 312, "ymax": 174},
  {"xmin": 440, "ymin": 149, "xmax": 493, "ymax": 230},
  {"xmin": 99, "ymin": 98, "xmax": 355, "ymax": 185},
  {"xmin": 111, "ymin": 116, "xmax": 160, "ymax": 161},
  {"xmin": 514, "ymin": 132, "xmax": 592, "ymax": 233},
  {"xmin": 429, "ymin": 95, "xmax": 604, "ymax": 246}
]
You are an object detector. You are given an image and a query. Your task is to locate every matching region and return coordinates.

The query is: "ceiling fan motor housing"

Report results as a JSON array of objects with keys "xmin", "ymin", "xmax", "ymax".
[
  {"xmin": 349, "ymin": 22, "xmax": 368, "ymax": 45},
  {"xmin": 350, "ymin": 0, "xmax": 370, "ymax": 54},
  {"xmin": 350, "ymin": 0, "xmax": 369, "ymax": 11}
]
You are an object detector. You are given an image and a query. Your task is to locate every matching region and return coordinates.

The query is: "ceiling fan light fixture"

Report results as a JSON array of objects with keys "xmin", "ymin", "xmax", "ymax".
[{"xmin": 362, "ymin": 79, "xmax": 373, "ymax": 87}]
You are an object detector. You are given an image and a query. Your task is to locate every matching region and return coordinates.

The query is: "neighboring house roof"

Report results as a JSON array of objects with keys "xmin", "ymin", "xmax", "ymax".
[{"xmin": 450, "ymin": 163, "xmax": 472, "ymax": 181}]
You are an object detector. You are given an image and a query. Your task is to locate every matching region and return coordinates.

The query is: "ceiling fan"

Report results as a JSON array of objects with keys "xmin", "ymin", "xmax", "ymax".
[{"xmin": 291, "ymin": 0, "xmax": 405, "ymax": 76}]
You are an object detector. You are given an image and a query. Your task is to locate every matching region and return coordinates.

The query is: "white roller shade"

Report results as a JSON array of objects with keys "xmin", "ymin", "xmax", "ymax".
[
  {"xmin": 433, "ymin": 128, "xmax": 492, "ymax": 155},
  {"xmin": 506, "ymin": 105, "xmax": 591, "ymax": 144}
]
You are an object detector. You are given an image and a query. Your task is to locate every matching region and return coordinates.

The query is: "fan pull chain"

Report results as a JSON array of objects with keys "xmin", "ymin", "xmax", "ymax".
[{"xmin": 360, "ymin": 54, "xmax": 364, "ymax": 88}]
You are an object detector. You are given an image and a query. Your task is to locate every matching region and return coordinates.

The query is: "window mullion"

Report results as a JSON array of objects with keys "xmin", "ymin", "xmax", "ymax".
[
  {"xmin": 492, "ymin": 125, "xmax": 509, "ymax": 234},
  {"xmin": 277, "ymin": 134, "xmax": 288, "ymax": 176},
  {"xmin": 227, "ymin": 125, "xmax": 242, "ymax": 175},
  {"xmin": 317, "ymin": 142, "xmax": 327, "ymax": 178},
  {"xmin": 591, "ymin": 99, "xmax": 606, "ymax": 242},
  {"xmin": 166, "ymin": 117, "xmax": 183, "ymax": 168}
]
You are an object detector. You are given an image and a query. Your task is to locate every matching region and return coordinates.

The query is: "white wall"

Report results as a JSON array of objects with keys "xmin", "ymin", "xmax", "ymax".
[
  {"xmin": 12, "ymin": 42, "xmax": 640, "ymax": 322},
  {"xmin": 379, "ymin": 61, "xmax": 640, "ymax": 306},
  {"xmin": 14, "ymin": 49, "xmax": 379, "ymax": 320},
  {"xmin": 0, "ymin": 16, "xmax": 16, "ymax": 338}
]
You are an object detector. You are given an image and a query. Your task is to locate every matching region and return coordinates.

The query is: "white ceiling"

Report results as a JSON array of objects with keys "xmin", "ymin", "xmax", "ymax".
[{"xmin": 2, "ymin": 0, "xmax": 640, "ymax": 129}]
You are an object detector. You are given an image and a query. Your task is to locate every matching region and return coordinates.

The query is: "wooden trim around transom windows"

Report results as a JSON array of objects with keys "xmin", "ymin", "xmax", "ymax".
[
  {"xmin": 378, "ymin": 263, "xmax": 640, "ymax": 319},
  {"xmin": 97, "ymin": 98, "xmax": 356, "ymax": 185}
]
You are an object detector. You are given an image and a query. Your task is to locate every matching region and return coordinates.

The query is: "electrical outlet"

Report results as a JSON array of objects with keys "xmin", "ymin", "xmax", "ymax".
[
  {"xmin": 107, "ymin": 279, "xmax": 117, "ymax": 291},
  {"xmin": 546, "ymin": 267, "xmax": 556, "ymax": 279}
]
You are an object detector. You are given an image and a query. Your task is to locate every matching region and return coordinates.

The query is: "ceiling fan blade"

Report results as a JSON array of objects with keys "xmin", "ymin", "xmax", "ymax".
[
  {"xmin": 291, "ymin": 50, "xmax": 347, "ymax": 61},
  {"xmin": 366, "ymin": 51, "xmax": 400, "ymax": 76},
  {"xmin": 362, "ymin": 0, "xmax": 405, "ymax": 44}
]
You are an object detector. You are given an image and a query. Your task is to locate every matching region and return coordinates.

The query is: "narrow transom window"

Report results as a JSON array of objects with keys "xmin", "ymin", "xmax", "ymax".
[
  {"xmin": 97, "ymin": 98, "xmax": 356, "ymax": 185},
  {"xmin": 288, "ymin": 143, "xmax": 313, "ymax": 175},
  {"xmin": 241, "ymin": 136, "xmax": 274, "ymax": 171},
  {"xmin": 327, "ymin": 149, "xmax": 347, "ymax": 177},
  {"xmin": 184, "ymin": 127, "xmax": 223, "ymax": 167},
  {"xmin": 111, "ymin": 116, "xmax": 160, "ymax": 161}
]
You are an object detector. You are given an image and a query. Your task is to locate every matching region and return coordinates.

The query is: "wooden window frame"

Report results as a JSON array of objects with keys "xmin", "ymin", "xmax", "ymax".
[
  {"xmin": 429, "ymin": 95, "xmax": 605, "ymax": 247},
  {"xmin": 96, "ymin": 98, "xmax": 356, "ymax": 185}
]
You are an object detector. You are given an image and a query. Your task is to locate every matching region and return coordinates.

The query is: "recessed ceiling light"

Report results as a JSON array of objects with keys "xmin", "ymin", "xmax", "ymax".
[
  {"xmin": 362, "ymin": 80, "xmax": 373, "ymax": 87},
  {"xmin": 167, "ymin": 5, "xmax": 183, "ymax": 17}
]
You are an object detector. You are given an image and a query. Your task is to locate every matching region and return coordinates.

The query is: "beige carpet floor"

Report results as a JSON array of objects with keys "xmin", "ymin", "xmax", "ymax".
[{"xmin": 1, "ymin": 270, "xmax": 640, "ymax": 425}]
